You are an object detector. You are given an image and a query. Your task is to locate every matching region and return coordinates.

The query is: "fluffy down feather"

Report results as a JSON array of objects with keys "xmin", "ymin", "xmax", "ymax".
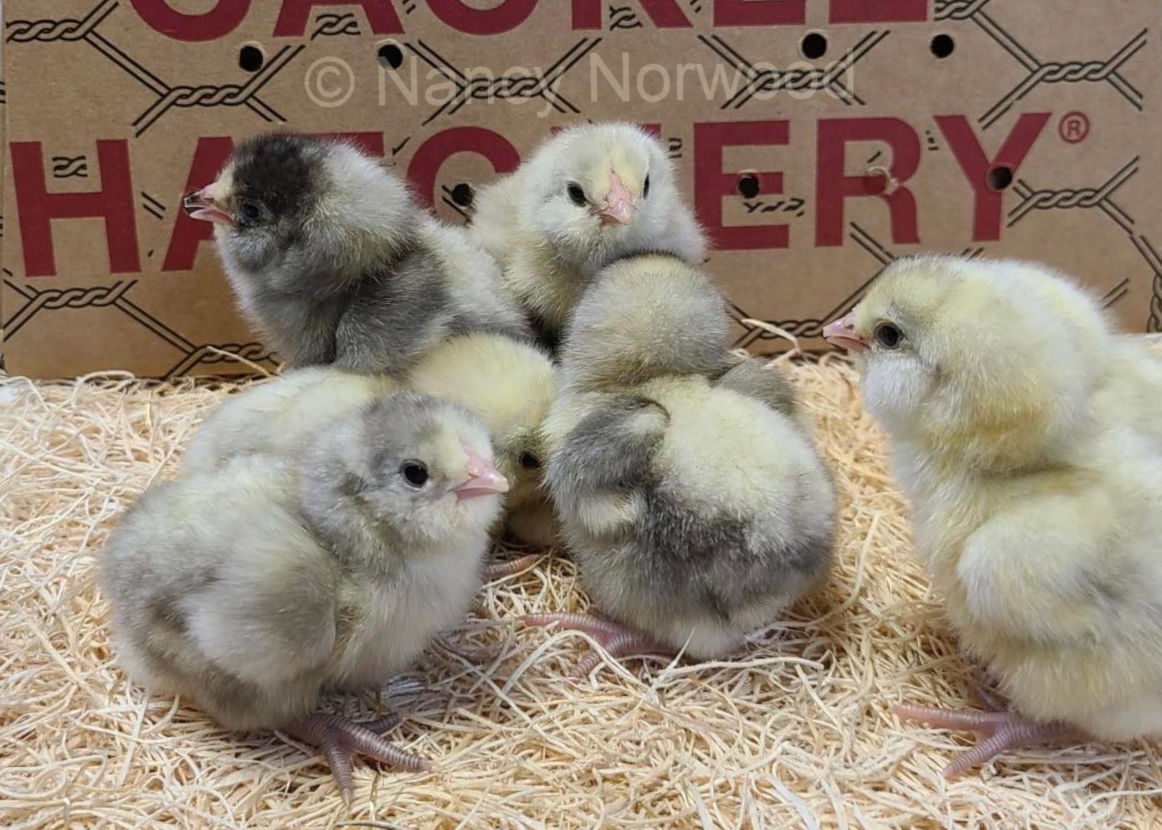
[
  {"xmin": 826, "ymin": 255, "xmax": 1162, "ymax": 772},
  {"xmin": 471, "ymin": 123, "xmax": 705, "ymax": 347},
  {"xmin": 542, "ymin": 253, "xmax": 836, "ymax": 659}
]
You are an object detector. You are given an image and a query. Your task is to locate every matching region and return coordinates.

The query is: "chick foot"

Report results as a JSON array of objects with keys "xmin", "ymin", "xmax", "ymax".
[
  {"xmin": 484, "ymin": 553, "xmax": 543, "ymax": 581},
  {"xmin": 522, "ymin": 612, "xmax": 674, "ymax": 678},
  {"xmin": 894, "ymin": 704, "xmax": 1077, "ymax": 778},
  {"xmin": 284, "ymin": 712, "xmax": 430, "ymax": 804}
]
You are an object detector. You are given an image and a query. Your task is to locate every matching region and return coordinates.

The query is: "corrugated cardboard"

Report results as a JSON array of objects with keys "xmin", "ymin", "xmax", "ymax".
[{"xmin": 3, "ymin": 0, "xmax": 1160, "ymax": 378}]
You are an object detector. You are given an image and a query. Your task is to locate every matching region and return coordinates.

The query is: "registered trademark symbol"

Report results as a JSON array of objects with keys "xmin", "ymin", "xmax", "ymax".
[{"xmin": 1059, "ymin": 111, "xmax": 1090, "ymax": 144}]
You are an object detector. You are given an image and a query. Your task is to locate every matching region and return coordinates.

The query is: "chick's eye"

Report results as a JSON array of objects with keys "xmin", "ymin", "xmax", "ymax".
[
  {"xmin": 566, "ymin": 182, "xmax": 587, "ymax": 206},
  {"xmin": 519, "ymin": 451, "xmax": 541, "ymax": 470},
  {"xmin": 874, "ymin": 322, "xmax": 903, "ymax": 349},
  {"xmin": 400, "ymin": 460, "xmax": 429, "ymax": 487},
  {"xmin": 239, "ymin": 200, "xmax": 263, "ymax": 223},
  {"xmin": 642, "ymin": 174, "xmax": 650, "ymax": 198}
]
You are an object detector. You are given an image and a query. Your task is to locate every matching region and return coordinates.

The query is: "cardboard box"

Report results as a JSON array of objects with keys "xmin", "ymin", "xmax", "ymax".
[{"xmin": 3, "ymin": 0, "xmax": 1160, "ymax": 378}]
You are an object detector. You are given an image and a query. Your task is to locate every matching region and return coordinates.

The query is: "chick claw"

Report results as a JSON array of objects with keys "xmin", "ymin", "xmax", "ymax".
[
  {"xmin": 894, "ymin": 705, "xmax": 1076, "ymax": 778},
  {"xmin": 522, "ymin": 612, "xmax": 672, "ymax": 678},
  {"xmin": 285, "ymin": 712, "xmax": 430, "ymax": 804}
]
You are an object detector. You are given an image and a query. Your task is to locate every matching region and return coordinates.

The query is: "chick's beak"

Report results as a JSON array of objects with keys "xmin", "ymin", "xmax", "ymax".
[
  {"xmin": 596, "ymin": 171, "xmax": 634, "ymax": 225},
  {"xmin": 453, "ymin": 445, "xmax": 509, "ymax": 501},
  {"xmin": 823, "ymin": 313, "xmax": 869, "ymax": 353},
  {"xmin": 182, "ymin": 184, "xmax": 233, "ymax": 226}
]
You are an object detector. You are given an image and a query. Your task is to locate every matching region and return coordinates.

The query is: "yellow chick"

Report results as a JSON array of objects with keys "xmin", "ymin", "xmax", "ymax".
[
  {"xmin": 471, "ymin": 122, "xmax": 706, "ymax": 349},
  {"xmin": 825, "ymin": 255, "xmax": 1162, "ymax": 776},
  {"xmin": 405, "ymin": 332, "xmax": 560, "ymax": 548}
]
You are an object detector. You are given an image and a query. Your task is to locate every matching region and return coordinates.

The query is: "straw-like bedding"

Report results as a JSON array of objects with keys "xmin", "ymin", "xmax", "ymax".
[{"xmin": 3, "ymin": 355, "xmax": 1161, "ymax": 829}]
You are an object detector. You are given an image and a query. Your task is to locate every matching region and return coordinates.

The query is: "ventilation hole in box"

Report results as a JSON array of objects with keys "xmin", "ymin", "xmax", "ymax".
[
  {"xmin": 239, "ymin": 45, "xmax": 264, "ymax": 73},
  {"xmin": 987, "ymin": 165, "xmax": 1013, "ymax": 191},
  {"xmin": 737, "ymin": 173, "xmax": 761, "ymax": 199},
  {"xmin": 451, "ymin": 183, "xmax": 475, "ymax": 207},
  {"xmin": 801, "ymin": 32, "xmax": 828, "ymax": 60},
  {"xmin": 930, "ymin": 34, "xmax": 955, "ymax": 58},
  {"xmin": 377, "ymin": 43, "xmax": 404, "ymax": 70}
]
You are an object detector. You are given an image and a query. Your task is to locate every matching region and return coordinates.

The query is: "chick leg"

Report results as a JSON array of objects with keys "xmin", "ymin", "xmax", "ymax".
[
  {"xmin": 484, "ymin": 553, "xmax": 543, "ymax": 580},
  {"xmin": 894, "ymin": 705, "xmax": 1077, "ymax": 778},
  {"xmin": 285, "ymin": 712, "xmax": 430, "ymax": 804},
  {"xmin": 522, "ymin": 612, "xmax": 674, "ymax": 678}
]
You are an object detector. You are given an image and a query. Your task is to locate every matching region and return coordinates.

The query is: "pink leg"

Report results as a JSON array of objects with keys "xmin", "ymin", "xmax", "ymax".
[
  {"xmin": 484, "ymin": 553, "xmax": 543, "ymax": 581},
  {"xmin": 284, "ymin": 712, "xmax": 429, "ymax": 804},
  {"xmin": 894, "ymin": 704, "xmax": 1077, "ymax": 778},
  {"xmin": 970, "ymin": 683, "xmax": 1008, "ymax": 713},
  {"xmin": 522, "ymin": 612, "xmax": 675, "ymax": 678}
]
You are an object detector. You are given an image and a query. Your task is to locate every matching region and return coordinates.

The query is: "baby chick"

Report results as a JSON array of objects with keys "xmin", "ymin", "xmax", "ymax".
[
  {"xmin": 101, "ymin": 392, "xmax": 508, "ymax": 803},
  {"xmin": 528, "ymin": 254, "xmax": 836, "ymax": 673},
  {"xmin": 405, "ymin": 332, "xmax": 560, "ymax": 549},
  {"xmin": 183, "ymin": 134, "xmax": 530, "ymax": 373},
  {"xmin": 471, "ymin": 122, "xmax": 706, "ymax": 347},
  {"xmin": 824, "ymin": 255, "xmax": 1162, "ymax": 777},
  {"xmin": 182, "ymin": 335, "xmax": 558, "ymax": 548}
]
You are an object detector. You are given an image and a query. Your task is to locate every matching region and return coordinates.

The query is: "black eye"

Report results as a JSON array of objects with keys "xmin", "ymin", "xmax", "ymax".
[
  {"xmin": 567, "ymin": 182, "xmax": 587, "ymax": 206},
  {"xmin": 519, "ymin": 451, "xmax": 541, "ymax": 470},
  {"xmin": 400, "ymin": 460, "xmax": 428, "ymax": 487},
  {"xmin": 874, "ymin": 322, "xmax": 903, "ymax": 349},
  {"xmin": 239, "ymin": 200, "xmax": 263, "ymax": 223},
  {"xmin": 642, "ymin": 174, "xmax": 650, "ymax": 198}
]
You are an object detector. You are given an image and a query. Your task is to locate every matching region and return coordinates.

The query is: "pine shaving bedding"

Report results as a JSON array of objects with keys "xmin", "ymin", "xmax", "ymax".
[{"xmin": 2, "ymin": 357, "xmax": 1160, "ymax": 830}]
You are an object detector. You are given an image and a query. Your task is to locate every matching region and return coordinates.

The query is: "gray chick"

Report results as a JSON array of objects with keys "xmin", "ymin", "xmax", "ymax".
[
  {"xmin": 183, "ymin": 133, "xmax": 530, "ymax": 374},
  {"xmin": 100, "ymin": 392, "xmax": 509, "ymax": 802},
  {"xmin": 528, "ymin": 254, "xmax": 836, "ymax": 674}
]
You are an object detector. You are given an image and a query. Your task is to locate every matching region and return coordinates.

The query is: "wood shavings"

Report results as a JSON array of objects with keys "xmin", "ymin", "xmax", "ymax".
[{"xmin": 2, "ymin": 363, "xmax": 1159, "ymax": 829}]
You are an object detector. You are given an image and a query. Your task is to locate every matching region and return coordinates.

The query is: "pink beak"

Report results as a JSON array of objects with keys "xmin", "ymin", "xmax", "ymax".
[
  {"xmin": 596, "ymin": 171, "xmax": 634, "ymax": 225},
  {"xmin": 452, "ymin": 445, "xmax": 509, "ymax": 501},
  {"xmin": 182, "ymin": 184, "xmax": 233, "ymax": 226},
  {"xmin": 822, "ymin": 313, "xmax": 869, "ymax": 353}
]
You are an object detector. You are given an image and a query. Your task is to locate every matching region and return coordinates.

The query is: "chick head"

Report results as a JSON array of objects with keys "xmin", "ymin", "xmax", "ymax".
[
  {"xmin": 523, "ymin": 122, "xmax": 678, "ymax": 267},
  {"xmin": 824, "ymin": 256, "xmax": 1111, "ymax": 469},
  {"xmin": 183, "ymin": 134, "xmax": 413, "ymax": 286},
  {"xmin": 408, "ymin": 335, "xmax": 559, "ymax": 513},
  {"xmin": 330, "ymin": 392, "xmax": 509, "ymax": 548}
]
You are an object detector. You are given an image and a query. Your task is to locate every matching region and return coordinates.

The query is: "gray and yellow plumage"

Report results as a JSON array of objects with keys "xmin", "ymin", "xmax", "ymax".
[
  {"xmin": 540, "ymin": 254, "xmax": 836, "ymax": 661},
  {"xmin": 184, "ymin": 134, "xmax": 530, "ymax": 374},
  {"xmin": 100, "ymin": 393, "xmax": 508, "ymax": 801}
]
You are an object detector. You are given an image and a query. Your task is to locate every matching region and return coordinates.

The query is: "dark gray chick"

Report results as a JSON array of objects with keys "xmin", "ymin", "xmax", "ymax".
[{"xmin": 183, "ymin": 134, "xmax": 530, "ymax": 373}]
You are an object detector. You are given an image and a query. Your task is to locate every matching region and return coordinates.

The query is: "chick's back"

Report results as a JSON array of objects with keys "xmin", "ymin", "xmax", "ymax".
[
  {"xmin": 549, "ymin": 374, "xmax": 833, "ymax": 658},
  {"xmin": 182, "ymin": 367, "xmax": 394, "ymax": 474}
]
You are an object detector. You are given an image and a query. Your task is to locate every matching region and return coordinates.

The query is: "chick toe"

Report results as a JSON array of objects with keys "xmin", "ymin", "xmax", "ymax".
[
  {"xmin": 484, "ymin": 553, "xmax": 543, "ymax": 581},
  {"xmin": 895, "ymin": 705, "xmax": 1077, "ymax": 777},
  {"xmin": 570, "ymin": 630, "xmax": 663, "ymax": 679},
  {"xmin": 523, "ymin": 612, "xmax": 673, "ymax": 678},
  {"xmin": 286, "ymin": 712, "xmax": 430, "ymax": 804}
]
